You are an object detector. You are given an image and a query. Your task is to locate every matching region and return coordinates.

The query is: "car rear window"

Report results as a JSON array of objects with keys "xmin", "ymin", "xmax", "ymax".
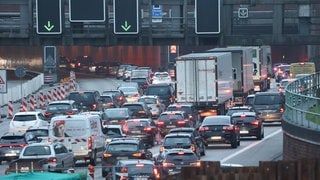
[
  {"xmin": 126, "ymin": 120, "xmax": 148, "ymax": 127},
  {"xmin": 107, "ymin": 143, "xmax": 138, "ymax": 151},
  {"xmin": 23, "ymin": 146, "xmax": 51, "ymax": 156},
  {"xmin": 126, "ymin": 164, "xmax": 153, "ymax": 174},
  {"xmin": 26, "ymin": 129, "xmax": 49, "ymax": 137},
  {"xmin": 166, "ymin": 152, "xmax": 197, "ymax": 162},
  {"xmin": 47, "ymin": 103, "xmax": 71, "ymax": 111},
  {"xmin": 105, "ymin": 109, "xmax": 129, "ymax": 118},
  {"xmin": 164, "ymin": 137, "xmax": 191, "ymax": 145},
  {"xmin": 13, "ymin": 115, "xmax": 37, "ymax": 121},
  {"xmin": 68, "ymin": 92, "xmax": 95, "ymax": 103},
  {"xmin": 105, "ymin": 128, "xmax": 121, "ymax": 136},
  {"xmin": 0, "ymin": 136, "xmax": 26, "ymax": 143},
  {"xmin": 254, "ymin": 95, "xmax": 281, "ymax": 105},
  {"xmin": 158, "ymin": 114, "xmax": 183, "ymax": 121},
  {"xmin": 101, "ymin": 96, "xmax": 113, "ymax": 103}
]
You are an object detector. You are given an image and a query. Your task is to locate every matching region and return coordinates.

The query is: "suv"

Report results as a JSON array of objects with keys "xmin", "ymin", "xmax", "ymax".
[
  {"xmin": 123, "ymin": 119, "xmax": 157, "ymax": 147},
  {"xmin": 144, "ymin": 83, "xmax": 175, "ymax": 107},
  {"xmin": 156, "ymin": 111, "xmax": 191, "ymax": 137},
  {"xmin": 251, "ymin": 92, "xmax": 285, "ymax": 123},
  {"xmin": 67, "ymin": 90, "xmax": 103, "ymax": 111},
  {"xmin": 231, "ymin": 112, "xmax": 264, "ymax": 140},
  {"xmin": 44, "ymin": 100, "xmax": 78, "ymax": 120},
  {"xmin": 166, "ymin": 103, "xmax": 200, "ymax": 128},
  {"xmin": 226, "ymin": 106, "xmax": 254, "ymax": 116},
  {"xmin": 102, "ymin": 138, "xmax": 153, "ymax": 178},
  {"xmin": 160, "ymin": 133, "xmax": 201, "ymax": 157},
  {"xmin": 121, "ymin": 102, "xmax": 152, "ymax": 118},
  {"xmin": 102, "ymin": 89, "xmax": 127, "ymax": 107},
  {"xmin": 168, "ymin": 127, "xmax": 205, "ymax": 156}
]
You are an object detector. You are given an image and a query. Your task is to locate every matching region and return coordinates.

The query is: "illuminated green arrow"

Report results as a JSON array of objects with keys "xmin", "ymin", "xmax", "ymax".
[
  {"xmin": 121, "ymin": 21, "xmax": 131, "ymax": 31},
  {"xmin": 44, "ymin": 21, "xmax": 54, "ymax": 31}
]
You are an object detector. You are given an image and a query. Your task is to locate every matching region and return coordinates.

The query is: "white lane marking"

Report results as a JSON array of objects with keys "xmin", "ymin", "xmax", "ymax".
[{"xmin": 220, "ymin": 129, "xmax": 282, "ymax": 163}]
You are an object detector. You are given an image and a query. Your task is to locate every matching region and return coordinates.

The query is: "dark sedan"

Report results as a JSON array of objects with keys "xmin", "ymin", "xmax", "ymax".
[
  {"xmin": 231, "ymin": 112, "xmax": 264, "ymax": 140},
  {"xmin": 198, "ymin": 115, "xmax": 240, "ymax": 148}
]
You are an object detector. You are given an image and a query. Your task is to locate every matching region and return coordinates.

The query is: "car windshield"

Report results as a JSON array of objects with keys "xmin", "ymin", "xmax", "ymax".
[
  {"xmin": 0, "ymin": 136, "xmax": 25, "ymax": 144},
  {"xmin": 105, "ymin": 109, "xmax": 128, "ymax": 118},
  {"xmin": 68, "ymin": 92, "xmax": 95, "ymax": 104},
  {"xmin": 47, "ymin": 103, "xmax": 71, "ymax": 111},
  {"xmin": 107, "ymin": 143, "xmax": 138, "ymax": 151},
  {"xmin": 26, "ymin": 129, "xmax": 48, "ymax": 137},
  {"xmin": 23, "ymin": 146, "xmax": 51, "ymax": 156},
  {"xmin": 254, "ymin": 95, "xmax": 281, "ymax": 105},
  {"xmin": 164, "ymin": 137, "xmax": 191, "ymax": 145},
  {"xmin": 158, "ymin": 114, "xmax": 183, "ymax": 121},
  {"xmin": 166, "ymin": 153, "xmax": 197, "ymax": 162},
  {"xmin": 13, "ymin": 115, "xmax": 37, "ymax": 121}
]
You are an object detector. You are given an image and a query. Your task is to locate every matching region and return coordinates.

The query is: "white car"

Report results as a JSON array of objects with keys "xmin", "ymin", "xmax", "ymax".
[
  {"xmin": 19, "ymin": 142, "xmax": 74, "ymax": 172},
  {"xmin": 102, "ymin": 124, "xmax": 126, "ymax": 145},
  {"xmin": 26, "ymin": 126, "xmax": 49, "ymax": 143},
  {"xmin": 138, "ymin": 95, "xmax": 165, "ymax": 118},
  {"xmin": 9, "ymin": 111, "xmax": 49, "ymax": 133},
  {"xmin": 152, "ymin": 72, "xmax": 172, "ymax": 85}
]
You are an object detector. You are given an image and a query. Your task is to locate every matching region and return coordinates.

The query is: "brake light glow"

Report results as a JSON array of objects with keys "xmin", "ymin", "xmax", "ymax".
[
  {"xmin": 132, "ymin": 152, "xmax": 142, "ymax": 157},
  {"xmin": 162, "ymin": 161, "xmax": 175, "ymax": 167},
  {"xmin": 177, "ymin": 120, "xmax": 186, "ymax": 125},
  {"xmin": 199, "ymin": 127, "xmax": 209, "ymax": 131},
  {"xmin": 223, "ymin": 126, "xmax": 234, "ymax": 131},
  {"xmin": 122, "ymin": 126, "xmax": 129, "ymax": 133},
  {"xmin": 103, "ymin": 153, "xmax": 112, "ymax": 158},
  {"xmin": 156, "ymin": 121, "xmax": 165, "ymax": 126},
  {"xmin": 144, "ymin": 127, "xmax": 152, "ymax": 132},
  {"xmin": 190, "ymin": 145, "xmax": 196, "ymax": 152},
  {"xmin": 65, "ymin": 111, "xmax": 75, "ymax": 115},
  {"xmin": 240, "ymin": 114, "xmax": 246, "ymax": 118},
  {"xmin": 88, "ymin": 137, "xmax": 92, "ymax": 150},
  {"xmin": 177, "ymin": 151, "xmax": 184, "ymax": 155},
  {"xmin": 280, "ymin": 108, "xmax": 284, "ymax": 113},
  {"xmin": 190, "ymin": 161, "xmax": 201, "ymax": 167},
  {"xmin": 121, "ymin": 166, "xmax": 127, "ymax": 173},
  {"xmin": 92, "ymin": 104, "xmax": 97, "ymax": 110},
  {"xmin": 44, "ymin": 111, "xmax": 53, "ymax": 116},
  {"xmin": 159, "ymin": 146, "xmax": 164, "ymax": 152},
  {"xmin": 47, "ymin": 157, "xmax": 57, "ymax": 163},
  {"xmin": 251, "ymin": 120, "xmax": 259, "ymax": 126}
]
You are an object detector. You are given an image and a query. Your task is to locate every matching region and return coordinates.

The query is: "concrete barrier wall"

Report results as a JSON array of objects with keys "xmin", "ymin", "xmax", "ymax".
[{"xmin": 0, "ymin": 74, "xmax": 44, "ymax": 106}]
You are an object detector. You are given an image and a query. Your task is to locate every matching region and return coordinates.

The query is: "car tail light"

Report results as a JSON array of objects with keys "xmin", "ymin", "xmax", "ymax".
[
  {"xmin": 47, "ymin": 157, "xmax": 57, "ymax": 163},
  {"xmin": 159, "ymin": 146, "xmax": 164, "ymax": 152},
  {"xmin": 153, "ymin": 168, "xmax": 160, "ymax": 179},
  {"xmin": 77, "ymin": 62, "xmax": 81, "ymax": 67},
  {"xmin": 189, "ymin": 115, "xmax": 193, "ymax": 120},
  {"xmin": 190, "ymin": 145, "xmax": 196, "ymax": 152},
  {"xmin": 136, "ymin": 163, "xmax": 144, "ymax": 167},
  {"xmin": 223, "ymin": 126, "xmax": 234, "ymax": 131},
  {"xmin": 122, "ymin": 125, "xmax": 129, "ymax": 133},
  {"xmin": 65, "ymin": 111, "xmax": 75, "ymax": 115},
  {"xmin": 251, "ymin": 120, "xmax": 260, "ymax": 126},
  {"xmin": 280, "ymin": 108, "xmax": 285, "ymax": 113},
  {"xmin": 121, "ymin": 166, "xmax": 128, "ymax": 173},
  {"xmin": 88, "ymin": 137, "xmax": 93, "ymax": 150},
  {"xmin": 169, "ymin": 97, "xmax": 174, "ymax": 103},
  {"xmin": 144, "ymin": 127, "xmax": 152, "ymax": 132},
  {"xmin": 156, "ymin": 121, "xmax": 165, "ymax": 127},
  {"xmin": 44, "ymin": 111, "xmax": 52, "ymax": 117},
  {"xmin": 177, "ymin": 120, "xmax": 186, "ymax": 125},
  {"xmin": 162, "ymin": 161, "xmax": 174, "ymax": 167},
  {"xmin": 199, "ymin": 127, "xmax": 209, "ymax": 131},
  {"xmin": 133, "ymin": 93, "xmax": 139, "ymax": 97},
  {"xmin": 103, "ymin": 153, "xmax": 112, "ymax": 158},
  {"xmin": 190, "ymin": 161, "xmax": 201, "ymax": 167},
  {"xmin": 132, "ymin": 152, "xmax": 142, "ymax": 157},
  {"xmin": 92, "ymin": 104, "xmax": 97, "ymax": 110},
  {"xmin": 48, "ymin": 138, "xmax": 52, "ymax": 142}
]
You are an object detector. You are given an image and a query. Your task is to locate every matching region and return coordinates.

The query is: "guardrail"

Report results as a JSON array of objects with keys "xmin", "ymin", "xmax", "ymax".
[{"xmin": 284, "ymin": 72, "xmax": 320, "ymax": 129}]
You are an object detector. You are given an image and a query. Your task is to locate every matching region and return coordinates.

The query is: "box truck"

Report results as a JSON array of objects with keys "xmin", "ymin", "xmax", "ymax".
[
  {"xmin": 207, "ymin": 47, "xmax": 254, "ymax": 106},
  {"xmin": 175, "ymin": 52, "xmax": 233, "ymax": 120}
]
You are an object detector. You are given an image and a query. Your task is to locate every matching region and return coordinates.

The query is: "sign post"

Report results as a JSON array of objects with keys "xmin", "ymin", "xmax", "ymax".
[
  {"xmin": 36, "ymin": 0, "xmax": 62, "ymax": 34},
  {"xmin": 113, "ymin": 0, "xmax": 139, "ymax": 34}
]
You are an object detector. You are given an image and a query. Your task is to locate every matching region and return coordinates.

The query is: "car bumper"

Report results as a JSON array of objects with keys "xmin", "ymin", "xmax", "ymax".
[{"xmin": 258, "ymin": 113, "xmax": 283, "ymax": 122}]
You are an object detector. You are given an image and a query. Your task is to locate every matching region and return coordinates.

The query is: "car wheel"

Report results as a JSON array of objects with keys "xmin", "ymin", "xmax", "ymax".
[{"xmin": 90, "ymin": 150, "xmax": 97, "ymax": 166}]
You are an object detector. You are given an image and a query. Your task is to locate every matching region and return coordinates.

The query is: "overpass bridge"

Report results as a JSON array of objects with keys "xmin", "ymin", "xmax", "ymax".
[{"xmin": 0, "ymin": 0, "xmax": 320, "ymax": 46}]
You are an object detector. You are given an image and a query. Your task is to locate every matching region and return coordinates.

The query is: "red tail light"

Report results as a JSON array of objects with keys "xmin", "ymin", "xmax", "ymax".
[
  {"xmin": 144, "ymin": 127, "xmax": 152, "ymax": 133},
  {"xmin": 77, "ymin": 62, "xmax": 81, "ymax": 67},
  {"xmin": 251, "ymin": 120, "xmax": 260, "ymax": 126},
  {"xmin": 199, "ymin": 127, "xmax": 209, "ymax": 131},
  {"xmin": 92, "ymin": 104, "xmax": 97, "ymax": 110},
  {"xmin": 121, "ymin": 166, "xmax": 127, "ymax": 173},
  {"xmin": 280, "ymin": 108, "xmax": 285, "ymax": 113},
  {"xmin": 47, "ymin": 157, "xmax": 57, "ymax": 163},
  {"xmin": 132, "ymin": 152, "xmax": 142, "ymax": 157},
  {"xmin": 133, "ymin": 93, "xmax": 139, "ymax": 97},
  {"xmin": 177, "ymin": 120, "xmax": 186, "ymax": 125},
  {"xmin": 223, "ymin": 126, "xmax": 234, "ymax": 131},
  {"xmin": 65, "ymin": 111, "xmax": 75, "ymax": 115},
  {"xmin": 88, "ymin": 137, "xmax": 93, "ymax": 150},
  {"xmin": 44, "ymin": 111, "xmax": 52, "ymax": 116},
  {"xmin": 163, "ymin": 161, "xmax": 174, "ymax": 167},
  {"xmin": 156, "ymin": 121, "xmax": 165, "ymax": 126},
  {"xmin": 122, "ymin": 125, "xmax": 129, "ymax": 133}
]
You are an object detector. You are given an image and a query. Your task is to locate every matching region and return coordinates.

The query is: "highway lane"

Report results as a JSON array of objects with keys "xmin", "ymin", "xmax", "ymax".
[{"xmin": 0, "ymin": 75, "xmax": 283, "ymax": 178}]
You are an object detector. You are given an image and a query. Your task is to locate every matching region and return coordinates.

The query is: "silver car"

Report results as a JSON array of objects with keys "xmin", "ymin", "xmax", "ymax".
[{"xmin": 18, "ymin": 142, "xmax": 74, "ymax": 172}]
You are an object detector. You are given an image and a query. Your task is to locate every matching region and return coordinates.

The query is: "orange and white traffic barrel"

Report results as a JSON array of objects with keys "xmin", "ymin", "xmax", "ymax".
[{"xmin": 7, "ymin": 101, "xmax": 14, "ymax": 119}]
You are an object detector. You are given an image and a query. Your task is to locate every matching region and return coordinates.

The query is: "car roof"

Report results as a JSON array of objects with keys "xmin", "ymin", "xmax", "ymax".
[
  {"xmin": 118, "ymin": 159, "xmax": 154, "ymax": 165},
  {"xmin": 168, "ymin": 103, "xmax": 194, "ymax": 107},
  {"xmin": 103, "ymin": 124, "xmax": 122, "ymax": 129},
  {"xmin": 164, "ymin": 133, "xmax": 192, "ymax": 138},
  {"xmin": 122, "ymin": 102, "xmax": 146, "ymax": 106},
  {"xmin": 24, "ymin": 142, "xmax": 58, "ymax": 146},
  {"xmin": 228, "ymin": 106, "xmax": 251, "ymax": 110},
  {"xmin": 139, "ymin": 95, "xmax": 159, "ymax": 99},
  {"xmin": 231, "ymin": 112, "xmax": 256, "ymax": 117},
  {"xmin": 14, "ymin": 111, "xmax": 41, "ymax": 116},
  {"xmin": 2, "ymin": 132, "xmax": 26, "ymax": 137},
  {"xmin": 109, "ymin": 137, "xmax": 140, "ymax": 144},
  {"xmin": 169, "ymin": 127, "xmax": 195, "ymax": 132},
  {"xmin": 127, "ymin": 118, "xmax": 151, "ymax": 122},
  {"xmin": 161, "ymin": 111, "xmax": 185, "ymax": 114},
  {"xmin": 255, "ymin": 92, "xmax": 283, "ymax": 96},
  {"xmin": 163, "ymin": 148, "xmax": 195, "ymax": 155},
  {"xmin": 105, "ymin": 108, "xmax": 128, "ymax": 111}
]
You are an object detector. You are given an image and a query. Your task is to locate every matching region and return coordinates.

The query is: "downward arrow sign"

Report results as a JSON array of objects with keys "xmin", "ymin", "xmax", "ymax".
[
  {"xmin": 44, "ymin": 21, "xmax": 54, "ymax": 31},
  {"xmin": 121, "ymin": 21, "xmax": 132, "ymax": 31}
]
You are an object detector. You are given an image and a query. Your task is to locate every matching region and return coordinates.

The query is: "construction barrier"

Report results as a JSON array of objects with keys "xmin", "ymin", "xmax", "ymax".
[
  {"xmin": 39, "ymin": 91, "xmax": 45, "ymax": 108},
  {"xmin": 19, "ymin": 97, "xmax": 28, "ymax": 112},
  {"xmin": 7, "ymin": 101, "xmax": 14, "ymax": 119},
  {"xmin": 29, "ymin": 94, "xmax": 36, "ymax": 111}
]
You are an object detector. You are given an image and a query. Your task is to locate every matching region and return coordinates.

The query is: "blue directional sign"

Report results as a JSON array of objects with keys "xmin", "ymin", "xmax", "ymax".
[
  {"xmin": 113, "ymin": 0, "xmax": 139, "ymax": 34},
  {"xmin": 195, "ymin": 0, "xmax": 220, "ymax": 34},
  {"xmin": 36, "ymin": 0, "xmax": 62, "ymax": 34},
  {"xmin": 69, "ymin": 0, "xmax": 106, "ymax": 22}
]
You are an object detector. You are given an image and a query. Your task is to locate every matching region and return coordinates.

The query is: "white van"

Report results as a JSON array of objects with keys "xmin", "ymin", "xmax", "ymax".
[{"xmin": 49, "ymin": 114, "xmax": 106, "ymax": 165}]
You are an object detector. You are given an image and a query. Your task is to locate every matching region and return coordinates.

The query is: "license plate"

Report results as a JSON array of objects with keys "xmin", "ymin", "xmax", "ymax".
[
  {"xmin": 134, "ymin": 178, "xmax": 148, "ymax": 180},
  {"xmin": 240, "ymin": 130, "xmax": 249, "ymax": 134},
  {"xmin": 211, "ymin": 136, "xmax": 221, "ymax": 140},
  {"xmin": 5, "ymin": 153, "xmax": 17, "ymax": 156},
  {"xmin": 21, "ymin": 167, "xmax": 30, "ymax": 172},
  {"xmin": 132, "ymin": 130, "xmax": 141, "ymax": 134},
  {"xmin": 166, "ymin": 125, "xmax": 176, "ymax": 128},
  {"xmin": 117, "ymin": 157, "xmax": 128, "ymax": 160}
]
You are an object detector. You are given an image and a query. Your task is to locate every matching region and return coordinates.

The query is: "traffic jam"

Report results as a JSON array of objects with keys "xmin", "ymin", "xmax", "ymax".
[{"xmin": 1, "ymin": 46, "xmax": 286, "ymax": 179}]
